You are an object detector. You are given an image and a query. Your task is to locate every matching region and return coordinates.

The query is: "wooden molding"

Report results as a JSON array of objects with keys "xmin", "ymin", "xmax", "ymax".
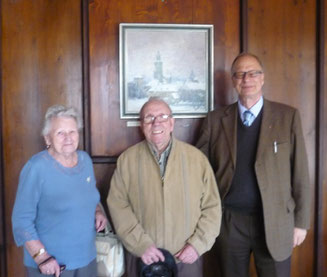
[
  {"xmin": 314, "ymin": 0, "xmax": 325, "ymax": 276},
  {"xmin": 81, "ymin": 0, "xmax": 91, "ymax": 154},
  {"xmin": 240, "ymin": 0, "xmax": 248, "ymax": 52}
]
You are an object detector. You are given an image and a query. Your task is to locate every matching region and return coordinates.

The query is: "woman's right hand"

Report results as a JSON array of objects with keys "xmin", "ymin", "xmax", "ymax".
[{"xmin": 38, "ymin": 256, "xmax": 61, "ymax": 277}]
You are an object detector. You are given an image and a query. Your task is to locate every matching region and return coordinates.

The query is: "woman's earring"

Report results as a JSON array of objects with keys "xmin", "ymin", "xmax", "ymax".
[{"xmin": 46, "ymin": 145, "xmax": 50, "ymax": 149}]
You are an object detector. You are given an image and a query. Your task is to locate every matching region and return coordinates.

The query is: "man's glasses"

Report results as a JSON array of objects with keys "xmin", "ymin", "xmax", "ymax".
[
  {"xmin": 232, "ymin": 70, "xmax": 263, "ymax": 80},
  {"xmin": 142, "ymin": 114, "xmax": 172, "ymax": 124}
]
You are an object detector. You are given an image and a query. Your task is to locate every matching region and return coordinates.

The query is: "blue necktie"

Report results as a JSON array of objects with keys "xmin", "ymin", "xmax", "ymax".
[{"xmin": 243, "ymin": 110, "xmax": 254, "ymax": 126}]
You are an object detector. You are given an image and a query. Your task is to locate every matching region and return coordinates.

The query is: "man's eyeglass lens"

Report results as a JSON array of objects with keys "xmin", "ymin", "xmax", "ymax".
[
  {"xmin": 233, "ymin": 70, "xmax": 263, "ymax": 79},
  {"xmin": 143, "ymin": 114, "xmax": 171, "ymax": 124}
]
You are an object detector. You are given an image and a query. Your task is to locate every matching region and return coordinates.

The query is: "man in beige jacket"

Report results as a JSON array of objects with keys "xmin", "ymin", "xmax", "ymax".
[{"xmin": 108, "ymin": 98, "xmax": 221, "ymax": 277}]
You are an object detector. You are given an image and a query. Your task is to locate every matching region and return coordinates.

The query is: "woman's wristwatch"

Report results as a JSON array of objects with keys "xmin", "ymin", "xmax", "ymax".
[{"xmin": 33, "ymin": 248, "xmax": 45, "ymax": 259}]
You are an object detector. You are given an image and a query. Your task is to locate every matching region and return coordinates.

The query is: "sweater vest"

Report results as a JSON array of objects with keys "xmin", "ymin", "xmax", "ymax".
[{"xmin": 224, "ymin": 109, "xmax": 263, "ymax": 213}]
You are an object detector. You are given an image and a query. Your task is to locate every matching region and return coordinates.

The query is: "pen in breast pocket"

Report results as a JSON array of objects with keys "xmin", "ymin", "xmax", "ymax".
[{"xmin": 273, "ymin": 141, "xmax": 278, "ymax": 153}]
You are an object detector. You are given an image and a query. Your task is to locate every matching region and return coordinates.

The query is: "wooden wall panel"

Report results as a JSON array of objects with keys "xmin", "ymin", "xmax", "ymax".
[
  {"xmin": 0, "ymin": 0, "xmax": 325, "ymax": 277},
  {"xmin": 89, "ymin": 0, "xmax": 240, "ymax": 157},
  {"xmin": 1, "ymin": 0, "xmax": 83, "ymax": 276},
  {"xmin": 247, "ymin": 0, "xmax": 316, "ymax": 276},
  {"xmin": 89, "ymin": 1, "xmax": 240, "ymax": 276},
  {"xmin": 94, "ymin": 163, "xmax": 116, "ymax": 205},
  {"xmin": 93, "ymin": 163, "xmax": 116, "ymax": 224},
  {"xmin": 322, "ymin": 0, "xmax": 327, "ymax": 275}
]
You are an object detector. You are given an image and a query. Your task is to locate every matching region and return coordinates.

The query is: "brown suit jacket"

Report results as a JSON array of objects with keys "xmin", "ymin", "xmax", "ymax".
[{"xmin": 196, "ymin": 99, "xmax": 311, "ymax": 261}]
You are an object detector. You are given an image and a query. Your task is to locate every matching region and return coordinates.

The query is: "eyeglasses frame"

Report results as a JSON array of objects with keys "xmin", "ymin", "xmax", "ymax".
[
  {"xmin": 141, "ymin": 114, "xmax": 173, "ymax": 124},
  {"xmin": 232, "ymin": 70, "xmax": 263, "ymax": 80}
]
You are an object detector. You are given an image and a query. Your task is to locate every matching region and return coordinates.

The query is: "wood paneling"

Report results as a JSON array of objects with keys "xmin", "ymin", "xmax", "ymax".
[
  {"xmin": 322, "ymin": 0, "xmax": 327, "ymax": 276},
  {"xmin": 0, "ymin": 0, "xmax": 5, "ymax": 262},
  {"xmin": 247, "ymin": 0, "xmax": 316, "ymax": 276},
  {"xmin": 0, "ymin": 0, "xmax": 325, "ymax": 276},
  {"xmin": 94, "ymin": 163, "xmax": 116, "ymax": 204},
  {"xmin": 1, "ymin": 0, "xmax": 83, "ymax": 276},
  {"xmin": 94, "ymin": 163, "xmax": 116, "ymax": 222},
  {"xmin": 89, "ymin": 2, "xmax": 239, "ymax": 276},
  {"xmin": 89, "ymin": 0, "xmax": 240, "ymax": 156}
]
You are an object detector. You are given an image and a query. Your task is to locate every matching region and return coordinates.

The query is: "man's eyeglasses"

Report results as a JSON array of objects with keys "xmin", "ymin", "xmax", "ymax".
[
  {"xmin": 142, "ymin": 114, "xmax": 172, "ymax": 124},
  {"xmin": 232, "ymin": 70, "xmax": 263, "ymax": 80}
]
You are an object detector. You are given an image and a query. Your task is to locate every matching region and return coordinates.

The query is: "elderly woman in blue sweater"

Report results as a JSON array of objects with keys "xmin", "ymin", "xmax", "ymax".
[{"xmin": 12, "ymin": 105, "xmax": 107, "ymax": 277}]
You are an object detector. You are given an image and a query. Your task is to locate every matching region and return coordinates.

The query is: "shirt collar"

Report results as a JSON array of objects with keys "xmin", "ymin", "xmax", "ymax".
[
  {"xmin": 147, "ymin": 138, "xmax": 173, "ymax": 177},
  {"xmin": 147, "ymin": 137, "xmax": 173, "ymax": 161},
  {"xmin": 238, "ymin": 96, "xmax": 264, "ymax": 121}
]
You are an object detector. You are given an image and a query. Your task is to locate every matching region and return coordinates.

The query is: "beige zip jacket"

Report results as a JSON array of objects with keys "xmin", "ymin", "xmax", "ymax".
[{"xmin": 107, "ymin": 138, "xmax": 221, "ymax": 257}]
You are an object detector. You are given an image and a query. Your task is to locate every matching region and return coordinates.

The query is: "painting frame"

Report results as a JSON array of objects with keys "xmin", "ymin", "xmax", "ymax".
[{"xmin": 119, "ymin": 23, "xmax": 214, "ymax": 119}]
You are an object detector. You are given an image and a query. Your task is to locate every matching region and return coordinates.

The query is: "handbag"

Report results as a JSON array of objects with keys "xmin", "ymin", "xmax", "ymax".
[{"xmin": 96, "ymin": 210, "xmax": 125, "ymax": 277}]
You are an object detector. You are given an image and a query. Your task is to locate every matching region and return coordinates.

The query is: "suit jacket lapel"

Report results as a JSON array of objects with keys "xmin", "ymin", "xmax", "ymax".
[
  {"xmin": 256, "ymin": 99, "xmax": 275, "ymax": 162},
  {"xmin": 222, "ymin": 103, "xmax": 238, "ymax": 168}
]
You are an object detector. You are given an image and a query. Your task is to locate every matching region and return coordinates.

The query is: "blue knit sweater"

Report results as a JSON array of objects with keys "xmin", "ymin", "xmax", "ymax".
[{"xmin": 12, "ymin": 150, "xmax": 100, "ymax": 270}]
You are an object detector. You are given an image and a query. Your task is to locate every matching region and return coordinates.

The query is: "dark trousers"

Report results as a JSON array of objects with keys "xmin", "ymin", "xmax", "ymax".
[
  {"xmin": 216, "ymin": 209, "xmax": 291, "ymax": 277},
  {"xmin": 125, "ymin": 250, "xmax": 203, "ymax": 277}
]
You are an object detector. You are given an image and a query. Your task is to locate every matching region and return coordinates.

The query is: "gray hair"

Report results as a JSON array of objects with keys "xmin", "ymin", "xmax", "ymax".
[
  {"xmin": 139, "ymin": 97, "xmax": 173, "ymax": 119},
  {"xmin": 231, "ymin": 52, "xmax": 264, "ymax": 73},
  {"xmin": 42, "ymin": 105, "xmax": 83, "ymax": 136}
]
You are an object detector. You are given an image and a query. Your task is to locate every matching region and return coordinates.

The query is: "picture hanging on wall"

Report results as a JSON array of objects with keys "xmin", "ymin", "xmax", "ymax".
[{"xmin": 119, "ymin": 23, "xmax": 214, "ymax": 119}]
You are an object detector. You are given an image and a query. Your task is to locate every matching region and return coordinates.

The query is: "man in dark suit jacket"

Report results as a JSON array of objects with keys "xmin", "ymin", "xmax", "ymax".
[{"xmin": 196, "ymin": 53, "xmax": 311, "ymax": 277}]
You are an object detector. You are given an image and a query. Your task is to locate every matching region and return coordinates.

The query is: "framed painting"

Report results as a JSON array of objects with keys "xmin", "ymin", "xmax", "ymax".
[{"xmin": 119, "ymin": 23, "xmax": 214, "ymax": 119}]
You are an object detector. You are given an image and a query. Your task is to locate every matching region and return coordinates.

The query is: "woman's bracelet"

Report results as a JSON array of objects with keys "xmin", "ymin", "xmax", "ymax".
[{"xmin": 38, "ymin": 256, "xmax": 55, "ymax": 270}]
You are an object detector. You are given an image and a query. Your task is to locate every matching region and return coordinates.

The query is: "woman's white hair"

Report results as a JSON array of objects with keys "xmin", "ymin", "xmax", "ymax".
[{"xmin": 41, "ymin": 105, "xmax": 83, "ymax": 136}]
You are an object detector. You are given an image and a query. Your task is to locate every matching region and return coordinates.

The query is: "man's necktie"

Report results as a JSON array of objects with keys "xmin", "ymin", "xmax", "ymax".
[{"xmin": 243, "ymin": 110, "xmax": 254, "ymax": 126}]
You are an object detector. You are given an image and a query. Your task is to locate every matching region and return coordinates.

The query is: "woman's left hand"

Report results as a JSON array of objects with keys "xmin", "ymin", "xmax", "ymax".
[
  {"xmin": 95, "ymin": 205, "xmax": 107, "ymax": 232},
  {"xmin": 38, "ymin": 256, "xmax": 61, "ymax": 277}
]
